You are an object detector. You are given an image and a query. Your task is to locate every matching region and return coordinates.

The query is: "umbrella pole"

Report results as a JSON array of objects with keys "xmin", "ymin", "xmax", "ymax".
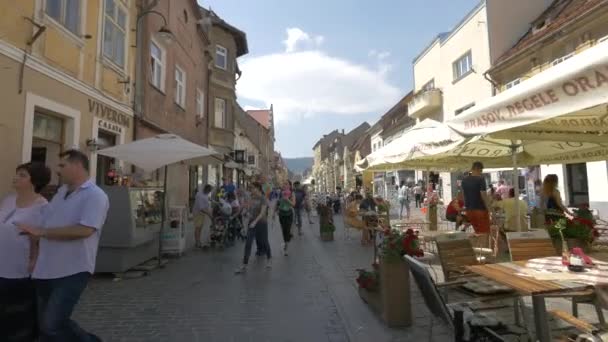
[
  {"xmin": 158, "ymin": 165, "xmax": 168, "ymax": 268},
  {"xmin": 511, "ymin": 144, "xmax": 521, "ymax": 231}
]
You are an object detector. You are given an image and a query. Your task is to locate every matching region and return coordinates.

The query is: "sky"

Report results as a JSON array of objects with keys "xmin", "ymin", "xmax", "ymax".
[{"xmin": 198, "ymin": 0, "xmax": 479, "ymax": 158}]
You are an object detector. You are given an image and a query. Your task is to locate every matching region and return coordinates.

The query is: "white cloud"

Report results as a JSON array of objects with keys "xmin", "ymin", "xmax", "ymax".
[
  {"xmin": 243, "ymin": 105, "xmax": 264, "ymax": 111},
  {"xmin": 237, "ymin": 31, "xmax": 401, "ymax": 124},
  {"xmin": 283, "ymin": 27, "xmax": 324, "ymax": 53}
]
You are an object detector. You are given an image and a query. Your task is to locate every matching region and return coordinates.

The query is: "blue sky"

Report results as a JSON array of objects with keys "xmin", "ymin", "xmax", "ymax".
[{"xmin": 198, "ymin": 0, "xmax": 479, "ymax": 158}]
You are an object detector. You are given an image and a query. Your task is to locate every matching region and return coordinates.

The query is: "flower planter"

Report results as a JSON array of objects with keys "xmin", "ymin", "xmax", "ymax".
[
  {"xmin": 379, "ymin": 259, "xmax": 412, "ymax": 327},
  {"xmin": 552, "ymin": 238, "xmax": 591, "ymax": 254},
  {"xmin": 358, "ymin": 287, "xmax": 382, "ymax": 314},
  {"xmin": 320, "ymin": 231, "xmax": 334, "ymax": 241}
]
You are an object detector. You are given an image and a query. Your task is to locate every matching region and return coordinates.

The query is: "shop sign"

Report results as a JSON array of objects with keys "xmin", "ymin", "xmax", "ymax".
[
  {"xmin": 88, "ymin": 99, "xmax": 131, "ymax": 128},
  {"xmin": 98, "ymin": 119, "xmax": 123, "ymax": 134}
]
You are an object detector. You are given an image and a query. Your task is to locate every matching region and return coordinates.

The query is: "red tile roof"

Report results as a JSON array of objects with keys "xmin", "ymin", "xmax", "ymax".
[
  {"xmin": 493, "ymin": 0, "xmax": 605, "ymax": 66},
  {"xmin": 247, "ymin": 110, "xmax": 271, "ymax": 129}
]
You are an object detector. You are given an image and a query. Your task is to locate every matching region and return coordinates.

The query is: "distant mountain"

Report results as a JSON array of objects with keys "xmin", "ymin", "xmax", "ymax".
[{"xmin": 284, "ymin": 157, "xmax": 313, "ymax": 175}]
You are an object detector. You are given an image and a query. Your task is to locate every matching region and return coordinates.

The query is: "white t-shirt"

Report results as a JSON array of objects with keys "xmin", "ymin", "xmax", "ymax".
[
  {"xmin": 0, "ymin": 194, "xmax": 47, "ymax": 279},
  {"xmin": 398, "ymin": 186, "xmax": 409, "ymax": 200}
]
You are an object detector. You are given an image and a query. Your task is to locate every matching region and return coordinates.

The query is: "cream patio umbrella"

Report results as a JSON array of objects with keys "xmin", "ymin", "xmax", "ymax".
[{"xmin": 97, "ymin": 134, "xmax": 222, "ymax": 265}]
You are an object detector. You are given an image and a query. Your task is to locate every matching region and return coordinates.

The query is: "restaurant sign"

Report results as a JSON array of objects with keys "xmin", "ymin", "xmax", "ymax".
[{"xmin": 89, "ymin": 99, "xmax": 131, "ymax": 128}]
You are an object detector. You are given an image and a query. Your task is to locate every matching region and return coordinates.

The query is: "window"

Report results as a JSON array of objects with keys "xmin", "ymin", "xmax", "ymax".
[
  {"xmin": 452, "ymin": 51, "xmax": 473, "ymax": 81},
  {"xmin": 103, "ymin": 0, "xmax": 127, "ymax": 67},
  {"xmin": 150, "ymin": 40, "xmax": 165, "ymax": 90},
  {"xmin": 214, "ymin": 98, "xmax": 226, "ymax": 128},
  {"xmin": 248, "ymin": 155, "xmax": 255, "ymax": 165},
  {"xmin": 552, "ymin": 52, "xmax": 574, "ymax": 66},
  {"xmin": 46, "ymin": 0, "xmax": 81, "ymax": 34},
  {"xmin": 505, "ymin": 78, "xmax": 521, "ymax": 90},
  {"xmin": 175, "ymin": 66, "xmax": 186, "ymax": 108},
  {"xmin": 196, "ymin": 89, "xmax": 204, "ymax": 116},
  {"xmin": 454, "ymin": 103, "xmax": 475, "ymax": 116},
  {"xmin": 215, "ymin": 45, "xmax": 228, "ymax": 70},
  {"xmin": 422, "ymin": 79, "xmax": 435, "ymax": 91}
]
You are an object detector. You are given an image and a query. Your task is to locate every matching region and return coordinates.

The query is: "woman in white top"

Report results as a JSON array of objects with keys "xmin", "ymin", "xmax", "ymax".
[{"xmin": 0, "ymin": 162, "xmax": 50, "ymax": 341}]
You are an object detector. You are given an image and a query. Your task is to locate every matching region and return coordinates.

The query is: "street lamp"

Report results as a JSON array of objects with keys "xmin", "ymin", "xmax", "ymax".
[{"xmin": 137, "ymin": 10, "xmax": 175, "ymax": 45}]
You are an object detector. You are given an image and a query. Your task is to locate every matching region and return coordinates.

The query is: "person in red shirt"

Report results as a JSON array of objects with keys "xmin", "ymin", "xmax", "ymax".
[{"xmin": 446, "ymin": 191, "xmax": 466, "ymax": 230}]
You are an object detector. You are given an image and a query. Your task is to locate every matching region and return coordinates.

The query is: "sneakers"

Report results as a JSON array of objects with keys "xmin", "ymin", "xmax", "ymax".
[
  {"xmin": 283, "ymin": 243, "xmax": 289, "ymax": 256},
  {"xmin": 266, "ymin": 259, "xmax": 272, "ymax": 269},
  {"xmin": 234, "ymin": 265, "xmax": 247, "ymax": 274}
]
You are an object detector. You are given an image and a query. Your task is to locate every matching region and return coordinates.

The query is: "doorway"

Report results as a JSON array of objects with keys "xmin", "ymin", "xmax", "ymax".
[
  {"xmin": 96, "ymin": 130, "xmax": 117, "ymax": 185},
  {"xmin": 566, "ymin": 163, "xmax": 589, "ymax": 207}
]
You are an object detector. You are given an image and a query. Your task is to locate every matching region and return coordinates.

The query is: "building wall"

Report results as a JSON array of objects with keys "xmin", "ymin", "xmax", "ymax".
[{"xmin": 0, "ymin": 0, "xmax": 136, "ymax": 195}]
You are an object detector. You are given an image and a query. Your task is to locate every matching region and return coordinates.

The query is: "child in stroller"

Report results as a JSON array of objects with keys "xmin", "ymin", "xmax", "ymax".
[{"xmin": 209, "ymin": 193, "xmax": 245, "ymax": 248}]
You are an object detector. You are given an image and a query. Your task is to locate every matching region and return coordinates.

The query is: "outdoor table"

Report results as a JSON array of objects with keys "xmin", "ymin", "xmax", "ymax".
[{"xmin": 467, "ymin": 256, "xmax": 608, "ymax": 342}]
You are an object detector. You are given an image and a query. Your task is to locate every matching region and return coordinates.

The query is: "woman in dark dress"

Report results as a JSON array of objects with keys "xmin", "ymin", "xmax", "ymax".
[
  {"xmin": 0, "ymin": 162, "xmax": 51, "ymax": 341},
  {"xmin": 541, "ymin": 174, "xmax": 573, "ymax": 224}
]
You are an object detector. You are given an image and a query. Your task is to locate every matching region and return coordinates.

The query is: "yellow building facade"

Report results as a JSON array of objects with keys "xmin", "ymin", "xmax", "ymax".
[{"xmin": 0, "ymin": 0, "xmax": 136, "ymax": 195}]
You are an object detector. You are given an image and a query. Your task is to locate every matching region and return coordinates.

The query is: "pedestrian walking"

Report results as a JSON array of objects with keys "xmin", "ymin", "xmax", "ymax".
[
  {"xmin": 0, "ymin": 162, "xmax": 50, "ymax": 342},
  {"xmin": 235, "ymin": 182, "xmax": 271, "ymax": 274},
  {"xmin": 461, "ymin": 161, "xmax": 491, "ymax": 235},
  {"xmin": 414, "ymin": 184, "xmax": 423, "ymax": 208},
  {"xmin": 397, "ymin": 181, "xmax": 411, "ymax": 220},
  {"xmin": 293, "ymin": 181, "xmax": 306, "ymax": 235},
  {"xmin": 303, "ymin": 185, "xmax": 314, "ymax": 224},
  {"xmin": 18, "ymin": 150, "xmax": 109, "ymax": 342},
  {"xmin": 277, "ymin": 180, "xmax": 295, "ymax": 256},
  {"xmin": 193, "ymin": 184, "xmax": 213, "ymax": 249}
]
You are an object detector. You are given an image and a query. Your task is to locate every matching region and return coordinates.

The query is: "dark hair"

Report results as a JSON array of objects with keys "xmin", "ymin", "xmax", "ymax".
[
  {"xmin": 400, "ymin": 180, "xmax": 405, "ymax": 186},
  {"xmin": 472, "ymin": 161, "xmax": 484, "ymax": 170},
  {"xmin": 16, "ymin": 162, "xmax": 51, "ymax": 193},
  {"xmin": 60, "ymin": 149, "xmax": 90, "ymax": 172},
  {"xmin": 203, "ymin": 184, "xmax": 212, "ymax": 194}
]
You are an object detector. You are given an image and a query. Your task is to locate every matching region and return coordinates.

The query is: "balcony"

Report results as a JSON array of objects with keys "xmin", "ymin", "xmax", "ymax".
[{"xmin": 408, "ymin": 89, "xmax": 442, "ymax": 119}]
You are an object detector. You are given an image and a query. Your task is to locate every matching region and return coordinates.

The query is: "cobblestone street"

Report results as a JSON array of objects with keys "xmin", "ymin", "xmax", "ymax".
[{"xmin": 73, "ymin": 211, "xmax": 451, "ymax": 342}]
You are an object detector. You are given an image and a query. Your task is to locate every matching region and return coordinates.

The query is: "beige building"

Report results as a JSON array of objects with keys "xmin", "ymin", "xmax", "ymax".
[
  {"xmin": 0, "ymin": 0, "xmax": 137, "ymax": 196},
  {"xmin": 409, "ymin": 0, "xmax": 553, "ymax": 202},
  {"xmin": 487, "ymin": 0, "xmax": 608, "ymax": 217}
]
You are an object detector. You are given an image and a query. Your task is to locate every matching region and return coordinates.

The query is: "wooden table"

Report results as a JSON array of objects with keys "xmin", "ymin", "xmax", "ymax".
[{"xmin": 467, "ymin": 257, "xmax": 608, "ymax": 341}]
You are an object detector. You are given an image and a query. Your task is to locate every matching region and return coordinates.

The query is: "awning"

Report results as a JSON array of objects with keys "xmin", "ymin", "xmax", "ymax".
[{"xmin": 448, "ymin": 40, "xmax": 608, "ymax": 141}]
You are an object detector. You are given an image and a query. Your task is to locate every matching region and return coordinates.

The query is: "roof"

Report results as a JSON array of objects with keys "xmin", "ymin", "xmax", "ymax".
[
  {"xmin": 199, "ymin": 7, "xmax": 249, "ymax": 56},
  {"xmin": 492, "ymin": 0, "xmax": 605, "ymax": 67},
  {"xmin": 343, "ymin": 122, "xmax": 371, "ymax": 149},
  {"xmin": 247, "ymin": 110, "xmax": 271, "ymax": 129},
  {"xmin": 312, "ymin": 130, "xmax": 340, "ymax": 150},
  {"xmin": 412, "ymin": 32, "xmax": 451, "ymax": 65}
]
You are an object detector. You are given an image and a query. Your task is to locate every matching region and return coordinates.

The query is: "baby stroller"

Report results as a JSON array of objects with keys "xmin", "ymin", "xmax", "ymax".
[{"xmin": 209, "ymin": 201, "xmax": 232, "ymax": 249}]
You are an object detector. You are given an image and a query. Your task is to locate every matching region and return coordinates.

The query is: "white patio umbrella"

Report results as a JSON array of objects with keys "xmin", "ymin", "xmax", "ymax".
[{"xmin": 97, "ymin": 134, "xmax": 222, "ymax": 265}]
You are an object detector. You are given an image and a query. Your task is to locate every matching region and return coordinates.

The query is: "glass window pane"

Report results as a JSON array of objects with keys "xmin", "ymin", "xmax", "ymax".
[
  {"xmin": 117, "ymin": 9, "xmax": 126, "ymax": 29},
  {"xmin": 151, "ymin": 42, "xmax": 161, "ymax": 59},
  {"xmin": 105, "ymin": 0, "xmax": 115, "ymax": 17},
  {"xmin": 115, "ymin": 30, "xmax": 125, "ymax": 66},
  {"xmin": 65, "ymin": 0, "xmax": 80, "ymax": 33},
  {"xmin": 103, "ymin": 21, "xmax": 113, "ymax": 58},
  {"xmin": 46, "ymin": 0, "xmax": 62, "ymax": 20}
]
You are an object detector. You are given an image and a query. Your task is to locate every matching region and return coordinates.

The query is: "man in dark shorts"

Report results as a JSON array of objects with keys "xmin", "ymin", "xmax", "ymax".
[{"xmin": 461, "ymin": 161, "xmax": 491, "ymax": 234}]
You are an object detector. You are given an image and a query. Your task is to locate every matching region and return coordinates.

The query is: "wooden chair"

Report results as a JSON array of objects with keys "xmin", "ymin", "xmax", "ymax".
[
  {"xmin": 435, "ymin": 232, "xmax": 480, "ymax": 281},
  {"xmin": 405, "ymin": 255, "xmax": 510, "ymax": 342},
  {"xmin": 550, "ymin": 310, "xmax": 608, "ymax": 341},
  {"xmin": 506, "ymin": 231, "xmax": 606, "ymax": 328}
]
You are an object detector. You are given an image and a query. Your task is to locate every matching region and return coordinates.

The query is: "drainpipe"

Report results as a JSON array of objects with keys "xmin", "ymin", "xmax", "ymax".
[{"xmin": 483, "ymin": 71, "xmax": 499, "ymax": 96}]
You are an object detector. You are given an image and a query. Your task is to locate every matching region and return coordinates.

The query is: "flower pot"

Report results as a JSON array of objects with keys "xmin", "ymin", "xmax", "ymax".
[
  {"xmin": 321, "ymin": 231, "xmax": 334, "ymax": 241},
  {"xmin": 358, "ymin": 287, "xmax": 382, "ymax": 314},
  {"xmin": 379, "ymin": 259, "xmax": 411, "ymax": 327}
]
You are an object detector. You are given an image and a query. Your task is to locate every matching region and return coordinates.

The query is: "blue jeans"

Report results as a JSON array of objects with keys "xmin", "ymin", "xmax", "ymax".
[
  {"xmin": 244, "ymin": 221, "xmax": 271, "ymax": 264},
  {"xmin": 35, "ymin": 272, "xmax": 100, "ymax": 342}
]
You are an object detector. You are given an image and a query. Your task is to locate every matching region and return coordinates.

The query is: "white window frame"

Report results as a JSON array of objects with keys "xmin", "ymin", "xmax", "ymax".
[
  {"xmin": 150, "ymin": 39, "xmax": 166, "ymax": 91},
  {"xmin": 552, "ymin": 52, "xmax": 574, "ymax": 66},
  {"xmin": 45, "ymin": 0, "xmax": 82, "ymax": 36},
  {"xmin": 196, "ymin": 89, "xmax": 205, "ymax": 117},
  {"xmin": 452, "ymin": 50, "xmax": 473, "ymax": 82},
  {"xmin": 102, "ymin": 0, "xmax": 128, "ymax": 69},
  {"xmin": 215, "ymin": 45, "xmax": 228, "ymax": 70},
  {"xmin": 174, "ymin": 65, "xmax": 186, "ymax": 108},
  {"xmin": 505, "ymin": 78, "xmax": 521, "ymax": 90},
  {"xmin": 214, "ymin": 98, "xmax": 226, "ymax": 128}
]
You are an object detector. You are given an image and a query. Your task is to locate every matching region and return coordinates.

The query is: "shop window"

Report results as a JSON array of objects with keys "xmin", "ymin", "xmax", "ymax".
[
  {"xmin": 96, "ymin": 130, "xmax": 117, "ymax": 185},
  {"xmin": 566, "ymin": 163, "xmax": 589, "ymax": 207},
  {"xmin": 32, "ymin": 112, "xmax": 64, "ymax": 185},
  {"xmin": 46, "ymin": 0, "xmax": 81, "ymax": 35},
  {"xmin": 103, "ymin": 0, "xmax": 127, "ymax": 67}
]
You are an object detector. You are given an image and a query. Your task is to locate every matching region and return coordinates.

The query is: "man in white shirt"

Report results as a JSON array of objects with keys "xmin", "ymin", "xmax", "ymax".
[
  {"xmin": 397, "ymin": 181, "xmax": 410, "ymax": 220},
  {"xmin": 193, "ymin": 184, "xmax": 213, "ymax": 248},
  {"xmin": 494, "ymin": 188, "xmax": 528, "ymax": 231}
]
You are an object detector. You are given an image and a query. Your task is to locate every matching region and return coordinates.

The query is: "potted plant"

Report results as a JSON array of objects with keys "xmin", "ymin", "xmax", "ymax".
[
  {"xmin": 377, "ymin": 227, "xmax": 423, "ymax": 327},
  {"xmin": 548, "ymin": 207, "xmax": 598, "ymax": 253},
  {"xmin": 356, "ymin": 264, "xmax": 381, "ymax": 312}
]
